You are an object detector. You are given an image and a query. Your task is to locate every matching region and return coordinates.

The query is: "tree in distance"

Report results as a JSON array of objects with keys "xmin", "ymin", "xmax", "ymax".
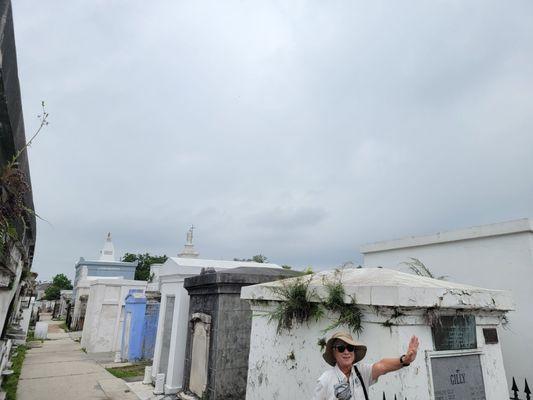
[
  {"xmin": 122, "ymin": 253, "xmax": 168, "ymax": 281},
  {"xmin": 44, "ymin": 273, "xmax": 73, "ymax": 300},
  {"xmin": 233, "ymin": 254, "xmax": 268, "ymax": 263}
]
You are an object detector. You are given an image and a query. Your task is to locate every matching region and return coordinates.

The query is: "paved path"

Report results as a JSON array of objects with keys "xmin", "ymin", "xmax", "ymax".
[{"xmin": 18, "ymin": 316, "xmax": 139, "ymax": 400}]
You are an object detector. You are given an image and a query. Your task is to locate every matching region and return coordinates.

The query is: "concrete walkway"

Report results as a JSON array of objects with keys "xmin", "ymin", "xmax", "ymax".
[{"xmin": 18, "ymin": 316, "xmax": 139, "ymax": 400}]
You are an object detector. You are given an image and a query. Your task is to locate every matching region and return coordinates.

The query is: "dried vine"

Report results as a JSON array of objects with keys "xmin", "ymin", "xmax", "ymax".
[{"xmin": 0, "ymin": 102, "xmax": 48, "ymax": 264}]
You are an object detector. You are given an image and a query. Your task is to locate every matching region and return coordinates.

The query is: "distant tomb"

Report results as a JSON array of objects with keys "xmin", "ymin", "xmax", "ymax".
[
  {"xmin": 71, "ymin": 233, "xmax": 138, "ymax": 330},
  {"xmin": 142, "ymin": 291, "xmax": 161, "ymax": 360},
  {"xmin": 80, "ymin": 278, "xmax": 147, "ymax": 353},
  {"xmin": 121, "ymin": 289, "xmax": 146, "ymax": 361},
  {"xmin": 120, "ymin": 289, "xmax": 161, "ymax": 362},
  {"xmin": 150, "ymin": 228, "xmax": 283, "ymax": 395}
]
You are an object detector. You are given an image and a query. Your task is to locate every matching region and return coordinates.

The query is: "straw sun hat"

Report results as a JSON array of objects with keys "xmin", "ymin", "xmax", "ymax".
[{"xmin": 323, "ymin": 332, "xmax": 367, "ymax": 366}]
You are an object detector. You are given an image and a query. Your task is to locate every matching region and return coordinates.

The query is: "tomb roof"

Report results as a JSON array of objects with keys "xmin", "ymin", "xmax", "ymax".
[
  {"xmin": 361, "ymin": 218, "xmax": 533, "ymax": 254},
  {"xmin": 87, "ymin": 278, "xmax": 147, "ymax": 287},
  {"xmin": 160, "ymin": 257, "xmax": 281, "ymax": 277},
  {"xmin": 241, "ymin": 267, "xmax": 513, "ymax": 311},
  {"xmin": 184, "ymin": 266, "xmax": 300, "ymax": 288},
  {"xmin": 74, "ymin": 257, "xmax": 138, "ymax": 268}
]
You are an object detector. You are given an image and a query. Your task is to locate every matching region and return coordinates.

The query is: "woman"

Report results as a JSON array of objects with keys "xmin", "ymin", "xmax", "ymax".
[{"xmin": 313, "ymin": 331, "xmax": 419, "ymax": 400}]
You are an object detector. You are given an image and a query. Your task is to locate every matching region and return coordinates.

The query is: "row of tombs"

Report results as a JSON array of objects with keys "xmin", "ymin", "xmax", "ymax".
[{"xmin": 73, "ymin": 256, "xmax": 512, "ymax": 400}]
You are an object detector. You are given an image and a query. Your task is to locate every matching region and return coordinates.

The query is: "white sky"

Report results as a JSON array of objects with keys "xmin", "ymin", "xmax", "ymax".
[{"xmin": 12, "ymin": 0, "xmax": 533, "ymax": 280}]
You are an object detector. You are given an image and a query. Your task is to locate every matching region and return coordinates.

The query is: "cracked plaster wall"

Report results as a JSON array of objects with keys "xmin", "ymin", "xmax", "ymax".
[{"xmin": 245, "ymin": 305, "xmax": 507, "ymax": 400}]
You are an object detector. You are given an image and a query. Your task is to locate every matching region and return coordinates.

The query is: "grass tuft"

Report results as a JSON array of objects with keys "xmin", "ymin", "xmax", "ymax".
[
  {"xmin": 1, "ymin": 345, "xmax": 27, "ymax": 400},
  {"xmin": 106, "ymin": 362, "xmax": 150, "ymax": 379}
]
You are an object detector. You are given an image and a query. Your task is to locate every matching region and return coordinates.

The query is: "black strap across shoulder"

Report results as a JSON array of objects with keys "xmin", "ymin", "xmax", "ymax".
[{"xmin": 353, "ymin": 365, "xmax": 369, "ymax": 400}]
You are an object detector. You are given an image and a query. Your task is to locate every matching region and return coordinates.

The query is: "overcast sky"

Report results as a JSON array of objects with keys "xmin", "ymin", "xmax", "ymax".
[{"xmin": 12, "ymin": 1, "xmax": 533, "ymax": 281}]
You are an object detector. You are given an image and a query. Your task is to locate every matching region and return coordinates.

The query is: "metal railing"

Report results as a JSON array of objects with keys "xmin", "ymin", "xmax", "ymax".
[
  {"xmin": 510, "ymin": 377, "xmax": 531, "ymax": 400},
  {"xmin": 379, "ymin": 377, "xmax": 531, "ymax": 400}
]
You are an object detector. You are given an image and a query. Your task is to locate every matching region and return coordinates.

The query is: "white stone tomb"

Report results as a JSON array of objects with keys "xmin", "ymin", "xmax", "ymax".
[
  {"xmin": 80, "ymin": 278, "xmax": 147, "ymax": 353},
  {"xmin": 241, "ymin": 267, "xmax": 513, "ymax": 400},
  {"xmin": 361, "ymin": 218, "xmax": 533, "ymax": 386}
]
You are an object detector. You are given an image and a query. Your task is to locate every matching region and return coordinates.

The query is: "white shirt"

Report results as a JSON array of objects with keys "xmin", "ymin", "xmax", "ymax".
[{"xmin": 313, "ymin": 363, "xmax": 375, "ymax": 400}]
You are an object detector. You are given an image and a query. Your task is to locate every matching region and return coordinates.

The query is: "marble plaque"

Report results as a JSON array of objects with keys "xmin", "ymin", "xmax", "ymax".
[
  {"xmin": 190, "ymin": 314, "xmax": 211, "ymax": 397},
  {"xmin": 431, "ymin": 354, "xmax": 486, "ymax": 400},
  {"xmin": 433, "ymin": 315, "xmax": 477, "ymax": 351}
]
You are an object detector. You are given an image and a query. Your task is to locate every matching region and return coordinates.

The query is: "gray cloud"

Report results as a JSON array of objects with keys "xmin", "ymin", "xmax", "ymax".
[{"xmin": 12, "ymin": 0, "xmax": 533, "ymax": 279}]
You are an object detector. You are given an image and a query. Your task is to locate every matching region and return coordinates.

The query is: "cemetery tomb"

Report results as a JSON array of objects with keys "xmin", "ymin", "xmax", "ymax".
[
  {"xmin": 121, "ymin": 289, "xmax": 146, "ymax": 361},
  {"xmin": 150, "ymin": 257, "xmax": 281, "ymax": 395},
  {"xmin": 361, "ymin": 218, "xmax": 533, "ymax": 387},
  {"xmin": 179, "ymin": 267, "xmax": 299, "ymax": 399},
  {"xmin": 71, "ymin": 284, "xmax": 89, "ymax": 330},
  {"xmin": 71, "ymin": 234, "xmax": 137, "ymax": 330},
  {"xmin": 142, "ymin": 291, "xmax": 161, "ymax": 360},
  {"xmin": 159, "ymin": 295, "xmax": 175, "ymax": 375},
  {"xmin": 80, "ymin": 278, "xmax": 147, "ymax": 353},
  {"xmin": 58, "ymin": 290, "xmax": 72, "ymax": 319},
  {"xmin": 241, "ymin": 267, "xmax": 513, "ymax": 400}
]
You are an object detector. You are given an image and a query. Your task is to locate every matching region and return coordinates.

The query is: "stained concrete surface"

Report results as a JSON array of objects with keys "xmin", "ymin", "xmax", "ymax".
[
  {"xmin": 17, "ymin": 315, "xmax": 138, "ymax": 400},
  {"xmin": 125, "ymin": 381, "xmax": 167, "ymax": 400}
]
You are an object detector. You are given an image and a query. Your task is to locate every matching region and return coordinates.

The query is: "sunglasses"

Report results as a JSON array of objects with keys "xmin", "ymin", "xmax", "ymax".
[{"xmin": 334, "ymin": 344, "xmax": 355, "ymax": 353}]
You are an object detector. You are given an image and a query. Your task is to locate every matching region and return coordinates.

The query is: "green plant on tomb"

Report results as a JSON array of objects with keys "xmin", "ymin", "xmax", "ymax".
[
  {"xmin": 264, "ymin": 265, "xmax": 365, "ymax": 335},
  {"xmin": 317, "ymin": 337, "xmax": 327, "ymax": 351},
  {"xmin": 267, "ymin": 276, "xmax": 324, "ymax": 333},
  {"xmin": 322, "ymin": 270, "xmax": 363, "ymax": 335},
  {"xmin": 323, "ymin": 274, "xmax": 345, "ymax": 311}
]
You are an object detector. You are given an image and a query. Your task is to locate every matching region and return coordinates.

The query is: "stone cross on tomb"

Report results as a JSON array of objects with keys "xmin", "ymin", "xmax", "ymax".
[{"xmin": 186, "ymin": 225, "xmax": 195, "ymax": 245}]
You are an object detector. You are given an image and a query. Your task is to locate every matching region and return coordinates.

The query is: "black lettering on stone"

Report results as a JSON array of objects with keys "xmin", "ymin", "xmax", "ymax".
[{"xmin": 450, "ymin": 370, "xmax": 466, "ymax": 385}]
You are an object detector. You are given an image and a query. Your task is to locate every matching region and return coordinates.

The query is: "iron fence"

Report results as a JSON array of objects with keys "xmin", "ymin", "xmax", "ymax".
[
  {"xmin": 510, "ymin": 377, "xmax": 531, "ymax": 400},
  {"xmin": 379, "ymin": 377, "xmax": 530, "ymax": 400}
]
